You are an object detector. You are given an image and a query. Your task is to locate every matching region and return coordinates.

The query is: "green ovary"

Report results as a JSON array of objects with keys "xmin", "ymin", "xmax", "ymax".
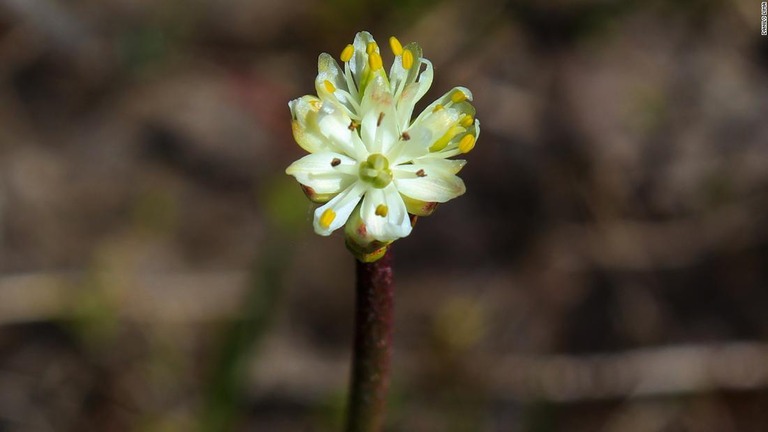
[{"xmin": 359, "ymin": 153, "xmax": 393, "ymax": 188}]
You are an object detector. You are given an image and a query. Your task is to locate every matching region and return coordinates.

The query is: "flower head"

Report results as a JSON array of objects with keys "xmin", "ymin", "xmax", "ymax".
[{"xmin": 286, "ymin": 32, "xmax": 479, "ymax": 258}]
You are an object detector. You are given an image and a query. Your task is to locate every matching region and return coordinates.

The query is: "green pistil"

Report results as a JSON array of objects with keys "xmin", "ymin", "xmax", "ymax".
[{"xmin": 359, "ymin": 154, "xmax": 393, "ymax": 189}]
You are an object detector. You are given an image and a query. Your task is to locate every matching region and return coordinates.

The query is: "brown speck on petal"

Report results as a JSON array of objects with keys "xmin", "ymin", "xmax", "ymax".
[
  {"xmin": 301, "ymin": 184, "xmax": 316, "ymax": 196},
  {"xmin": 331, "ymin": 158, "xmax": 341, "ymax": 167},
  {"xmin": 401, "ymin": 131, "xmax": 410, "ymax": 141},
  {"xmin": 416, "ymin": 169, "xmax": 426, "ymax": 177},
  {"xmin": 377, "ymin": 112, "xmax": 385, "ymax": 127},
  {"xmin": 423, "ymin": 202, "xmax": 438, "ymax": 212}
]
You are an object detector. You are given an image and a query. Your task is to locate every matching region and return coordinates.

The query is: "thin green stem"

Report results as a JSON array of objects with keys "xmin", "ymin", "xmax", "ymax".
[{"xmin": 345, "ymin": 248, "xmax": 394, "ymax": 432}]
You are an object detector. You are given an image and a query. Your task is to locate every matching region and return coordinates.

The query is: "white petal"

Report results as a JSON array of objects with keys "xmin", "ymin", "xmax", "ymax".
[
  {"xmin": 314, "ymin": 182, "xmax": 366, "ymax": 236},
  {"xmin": 285, "ymin": 152, "xmax": 357, "ymax": 194},
  {"xmin": 430, "ymin": 118, "xmax": 481, "ymax": 159},
  {"xmin": 317, "ymin": 103, "xmax": 368, "ymax": 160},
  {"xmin": 359, "ymin": 75, "xmax": 398, "ymax": 155},
  {"xmin": 393, "ymin": 165, "xmax": 466, "ymax": 203},
  {"xmin": 389, "ymin": 43, "xmax": 422, "ymax": 90},
  {"xmin": 395, "ymin": 58, "xmax": 433, "ymax": 129},
  {"xmin": 387, "ymin": 137, "xmax": 430, "ymax": 166},
  {"xmin": 316, "ymin": 53, "xmax": 347, "ymax": 93},
  {"xmin": 411, "ymin": 86, "xmax": 475, "ymax": 126},
  {"xmin": 315, "ymin": 53, "xmax": 358, "ymax": 117},
  {"xmin": 289, "ymin": 96, "xmax": 327, "ymax": 153},
  {"xmin": 349, "ymin": 31, "xmax": 377, "ymax": 88},
  {"xmin": 409, "ymin": 157, "xmax": 467, "ymax": 174},
  {"xmin": 360, "ymin": 184, "xmax": 412, "ymax": 241},
  {"xmin": 389, "ymin": 107, "xmax": 459, "ymax": 165}
]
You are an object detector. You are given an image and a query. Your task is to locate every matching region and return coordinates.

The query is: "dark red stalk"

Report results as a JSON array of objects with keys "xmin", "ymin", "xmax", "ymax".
[{"xmin": 345, "ymin": 248, "xmax": 394, "ymax": 432}]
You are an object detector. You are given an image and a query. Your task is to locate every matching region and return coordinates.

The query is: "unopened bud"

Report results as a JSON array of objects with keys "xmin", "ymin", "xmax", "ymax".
[
  {"xmin": 300, "ymin": 184, "xmax": 333, "ymax": 204},
  {"xmin": 344, "ymin": 205, "xmax": 392, "ymax": 262},
  {"xmin": 402, "ymin": 195, "xmax": 439, "ymax": 217}
]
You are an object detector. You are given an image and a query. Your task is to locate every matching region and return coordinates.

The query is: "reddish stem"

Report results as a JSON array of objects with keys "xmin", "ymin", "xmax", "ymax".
[{"xmin": 345, "ymin": 248, "xmax": 394, "ymax": 432}]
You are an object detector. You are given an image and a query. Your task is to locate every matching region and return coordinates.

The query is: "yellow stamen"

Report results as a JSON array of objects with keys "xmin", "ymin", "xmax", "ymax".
[
  {"xmin": 375, "ymin": 204, "xmax": 389, "ymax": 217},
  {"xmin": 323, "ymin": 80, "xmax": 336, "ymax": 93},
  {"xmin": 432, "ymin": 104, "xmax": 444, "ymax": 113},
  {"xmin": 366, "ymin": 42, "xmax": 377, "ymax": 54},
  {"xmin": 309, "ymin": 99, "xmax": 322, "ymax": 110},
  {"xmin": 458, "ymin": 134, "xmax": 476, "ymax": 153},
  {"xmin": 389, "ymin": 36, "xmax": 403, "ymax": 56},
  {"xmin": 340, "ymin": 44, "xmax": 354, "ymax": 62},
  {"xmin": 430, "ymin": 126, "xmax": 463, "ymax": 152},
  {"xmin": 368, "ymin": 52, "xmax": 383, "ymax": 71},
  {"xmin": 451, "ymin": 90, "xmax": 467, "ymax": 103},
  {"xmin": 319, "ymin": 208, "xmax": 336, "ymax": 229},
  {"xmin": 460, "ymin": 115, "xmax": 474, "ymax": 128},
  {"xmin": 402, "ymin": 49, "xmax": 414, "ymax": 70}
]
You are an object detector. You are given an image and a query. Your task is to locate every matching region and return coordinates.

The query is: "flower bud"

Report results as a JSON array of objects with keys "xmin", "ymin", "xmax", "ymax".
[
  {"xmin": 300, "ymin": 184, "xmax": 333, "ymax": 204},
  {"xmin": 402, "ymin": 195, "xmax": 438, "ymax": 217},
  {"xmin": 344, "ymin": 205, "xmax": 391, "ymax": 262}
]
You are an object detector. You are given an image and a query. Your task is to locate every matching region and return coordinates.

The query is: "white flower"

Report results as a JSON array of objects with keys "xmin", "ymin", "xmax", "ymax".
[{"xmin": 286, "ymin": 31, "xmax": 479, "ymax": 243}]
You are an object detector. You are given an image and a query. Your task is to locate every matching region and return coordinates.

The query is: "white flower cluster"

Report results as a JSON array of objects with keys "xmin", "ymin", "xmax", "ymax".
[{"xmin": 286, "ymin": 32, "xmax": 479, "ymax": 258}]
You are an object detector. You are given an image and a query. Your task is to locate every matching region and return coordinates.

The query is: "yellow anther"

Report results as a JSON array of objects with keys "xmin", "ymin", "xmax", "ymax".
[
  {"xmin": 458, "ymin": 134, "xmax": 476, "ymax": 153},
  {"xmin": 430, "ymin": 126, "xmax": 463, "ymax": 152},
  {"xmin": 402, "ymin": 49, "xmax": 414, "ymax": 70},
  {"xmin": 451, "ymin": 90, "xmax": 467, "ymax": 103},
  {"xmin": 460, "ymin": 115, "xmax": 474, "ymax": 128},
  {"xmin": 309, "ymin": 99, "xmax": 322, "ymax": 110},
  {"xmin": 340, "ymin": 44, "xmax": 354, "ymax": 62},
  {"xmin": 366, "ymin": 42, "xmax": 378, "ymax": 54},
  {"xmin": 389, "ymin": 36, "xmax": 403, "ymax": 56},
  {"xmin": 319, "ymin": 208, "xmax": 336, "ymax": 229},
  {"xmin": 432, "ymin": 104, "xmax": 444, "ymax": 113},
  {"xmin": 368, "ymin": 52, "xmax": 383, "ymax": 71},
  {"xmin": 323, "ymin": 80, "xmax": 336, "ymax": 93},
  {"xmin": 375, "ymin": 204, "xmax": 389, "ymax": 217}
]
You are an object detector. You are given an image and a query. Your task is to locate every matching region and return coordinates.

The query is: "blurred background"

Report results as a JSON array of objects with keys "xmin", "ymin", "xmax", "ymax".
[{"xmin": 0, "ymin": 0, "xmax": 767, "ymax": 430}]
